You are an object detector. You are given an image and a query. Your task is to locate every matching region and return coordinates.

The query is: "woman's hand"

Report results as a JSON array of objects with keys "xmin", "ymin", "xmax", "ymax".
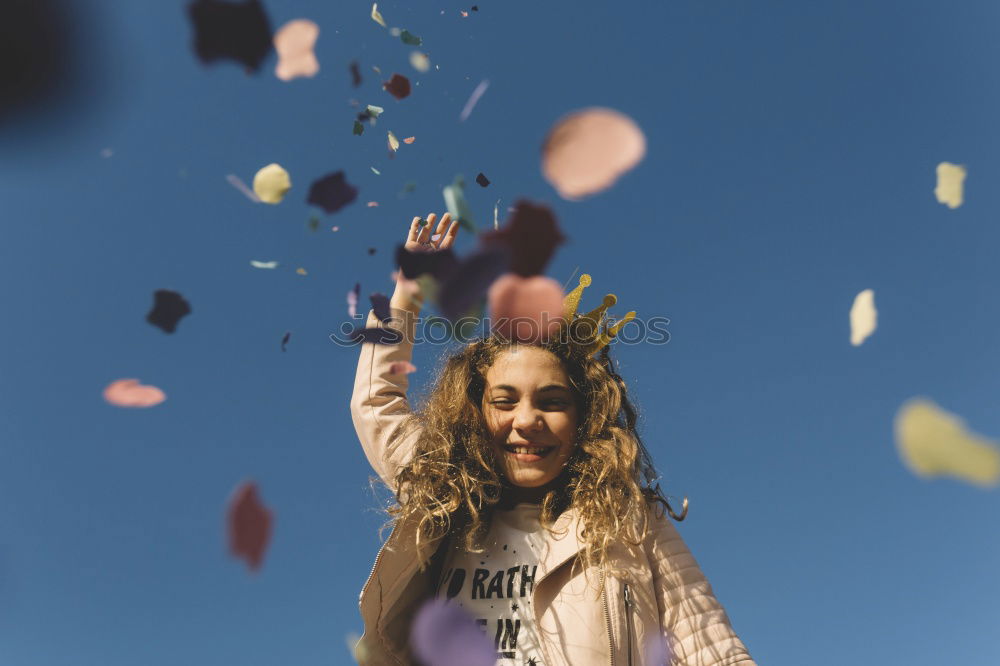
[{"xmin": 391, "ymin": 212, "xmax": 460, "ymax": 314}]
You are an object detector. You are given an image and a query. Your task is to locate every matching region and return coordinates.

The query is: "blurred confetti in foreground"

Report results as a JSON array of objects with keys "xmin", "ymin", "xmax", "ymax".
[
  {"xmin": 273, "ymin": 19, "xmax": 320, "ymax": 81},
  {"xmin": 389, "ymin": 361, "xmax": 417, "ymax": 375},
  {"xmin": 146, "ymin": 289, "xmax": 191, "ymax": 333},
  {"xmin": 542, "ymin": 107, "xmax": 646, "ymax": 200},
  {"xmin": 253, "ymin": 163, "xmax": 292, "ymax": 203},
  {"xmin": 410, "ymin": 599, "xmax": 495, "ymax": 666},
  {"xmin": 934, "ymin": 162, "xmax": 966, "ymax": 209},
  {"xmin": 488, "ymin": 274, "xmax": 565, "ymax": 344},
  {"xmin": 849, "ymin": 288, "xmax": 877, "ymax": 346},
  {"xmin": 226, "ymin": 481, "xmax": 274, "ymax": 572},
  {"xmin": 894, "ymin": 398, "xmax": 1000, "ymax": 488},
  {"xmin": 226, "ymin": 174, "xmax": 262, "ymax": 202},
  {"xmin": 103, "ymin": 379, "xmax": 166, "ymax": 408},
  {"xmin": 187, "ymin": 0, "xmax": 273, "ymax": 72},
  {"xmin": 346, "ymin": 631, "xmax": 369, "ymax": 664}
]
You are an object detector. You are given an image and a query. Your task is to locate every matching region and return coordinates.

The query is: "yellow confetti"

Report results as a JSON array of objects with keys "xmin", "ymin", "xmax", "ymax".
[
  {"xmin": 252, "ymin": 163, "xmax": 291, "ymax": 204},
  {"xmin": 895, "ymin": 398, "xmax": 1000, "ymax": 487},
  {"xmin": 370, "ymin": 3, "xmax": 386, "ymax": 28},
  {"xmin": 934, "ymin": 162, "xmax": 966, "ymax": 209},
  {"xmin": 409, "ymin": 51, "xmax": 430, "ymax": 73},
  {"xmin": 387, "ymin": 130, "xmax": 399, "ymax": 152},
  {"xmin": 849, "ymin": 288, "xmax": 877, "ymax": 346},
  {"xmin": 296, "ymin": 267, "xmax": 308, "ymax": 275}
]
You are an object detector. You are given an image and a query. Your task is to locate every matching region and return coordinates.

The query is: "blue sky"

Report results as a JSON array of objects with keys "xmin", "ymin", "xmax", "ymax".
[{"xmin": 1, "ymin": 1, "xmax": 999, "ymax": 664}]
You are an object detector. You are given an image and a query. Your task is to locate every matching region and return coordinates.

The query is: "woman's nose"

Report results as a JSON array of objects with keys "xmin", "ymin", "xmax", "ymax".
[{"xmin": 511, "ymin": 403, "xmax": 544, "ymax": 432}]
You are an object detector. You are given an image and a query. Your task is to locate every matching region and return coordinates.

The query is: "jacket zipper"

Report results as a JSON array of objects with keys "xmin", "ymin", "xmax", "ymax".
[
  {"xmin": 602, "ymin": 570, "xmax": 616, "ymax": 666},
  {"xmin": 360, "ymin": 531, "xmax": 393, "ymax": 601},
  {"xmin": 623, "ymin": 583, "xmax": 634, "ymax": 666}
]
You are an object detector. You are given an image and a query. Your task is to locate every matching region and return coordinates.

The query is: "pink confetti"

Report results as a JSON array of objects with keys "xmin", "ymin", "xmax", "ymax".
[
  {"xmin": 459, "ymin": 79, "xmax": 489, "ymax": 122},
  {"xmin": 103, "ymin": 379, "xmax": 167, "ymax": 408},
  {"xmin": 347, "ymin": 282, "xmax": 360, "ymax": 318},
  {"xmin": 274, "ymin": 19, "xmax": 320, "ymax": 81},
  {"xmin": 487, "ymin": 274, "xmax": 565, "ymax": 344},
  {"xmin": 389, "ymin": 361, "xmax": 417, "ymax": 375},
  {"xmin": 226, "ymin": 481, "xmax": 273, "ymax": 573},
  {"xmin": 367, "ymin": 201, "xmax": 379, "ymax": 207},
  {"xmin": 331, "ymin": 225, "xmax": 340, "ymax": 231}
]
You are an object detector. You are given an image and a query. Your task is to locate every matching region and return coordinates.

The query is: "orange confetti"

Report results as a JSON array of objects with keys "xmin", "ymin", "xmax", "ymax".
[
  {"xmin": 403, "ymin": 136, "xmax": 416, "ymax": 144},
  {"xmin": 103, "ymin": 379, "xmax": 167, "ymax": 408},
  {"xmin": 460, "ymin": 10, "xmax": 468, "ymax": 17}
]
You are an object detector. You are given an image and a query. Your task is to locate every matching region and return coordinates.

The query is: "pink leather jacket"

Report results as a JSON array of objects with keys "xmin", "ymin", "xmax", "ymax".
[{"xmin": 350, "ymin": 309, "xmax": 757, "ymax": 666}]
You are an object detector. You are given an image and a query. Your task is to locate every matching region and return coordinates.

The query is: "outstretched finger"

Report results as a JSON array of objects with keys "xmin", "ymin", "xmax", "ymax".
[
  {"xmin": 418, "ymin": 213, "xmax": 436, "ymax": 244},
  {"xmin": 408, "ymin": 216, "xmax": 423, "ymax": 243},
  {"xmin": 439, "ymin": 217, "xmax": 460, "ymax": 249},
  {"xmin": 432, "ymin": 212, "xmax": 452, "ymax": 247}
]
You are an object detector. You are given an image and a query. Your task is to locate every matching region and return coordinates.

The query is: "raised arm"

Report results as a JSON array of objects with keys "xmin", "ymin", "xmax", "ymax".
[
  {"xmin": 645, "ymin": 508, "xmax": 757, "ymax": 666},
  {"xmin": 349, "ymin": 212, "xmax": 460, "ymax": 491}
]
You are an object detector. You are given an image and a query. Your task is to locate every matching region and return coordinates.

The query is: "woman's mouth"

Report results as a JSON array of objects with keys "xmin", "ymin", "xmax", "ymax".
[{"xmin": 502, "ymin": 444, "xmax": 556, "ymax": 462}]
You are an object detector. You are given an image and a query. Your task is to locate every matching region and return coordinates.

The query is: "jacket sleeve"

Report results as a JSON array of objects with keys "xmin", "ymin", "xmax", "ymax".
[
  {"xmin": 646, "ymin": 508, "xmax": 756, "ymax": 666},
  {"xmin": 349, "ymin": 307, "xmax": 422, "ymax": 491}
]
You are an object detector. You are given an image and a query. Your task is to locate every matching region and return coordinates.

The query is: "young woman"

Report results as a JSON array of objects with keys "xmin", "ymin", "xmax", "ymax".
[{"xmin": 351, "ymin": 212, "xmax": 756, "ymax": 665}]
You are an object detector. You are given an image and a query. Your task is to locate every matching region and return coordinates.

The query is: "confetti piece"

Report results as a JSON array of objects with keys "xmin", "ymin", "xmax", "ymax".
[
  {"xmin": 849, "ymin": 288, "xmax": 877, "ymax": 346},
  {"xmin": 349, "ymin": 60, "xmax": 362, "ymax": 87},
  {"xmin": 399, "ymin": 30, "xmax": 422, "ymax": 46},
  {"xmin": 409, "ymin": 51, "xmax": 430, "ymax": 73},
  {"xmin": 399, "ymin": 137, "xmax": 414, "ymax": 145},
  {"xmin": 367, "ymin": 247, "xmax": 377, "ymax": 256},
  {"xmin": 187, "ymin": 0, "xmax": 273, "ymax": 71},
  {"xmin": 346, "ymin": 632, "xmax": 369, "ymax": 664},
  {"xmin": 273, "ymin": 19, "xmax": 319, "ymax": 81},
  {"xmin": 542, "ymin": 107, "xmax": 646, "ymax": 200},
  {"xmin": 475, "ymin": 172, "xmax": 490, "ymax": 187},
  {"xmin": 935, "ymin": 162, "xmax": 966, "ymax": 209},
  {"xmin": 103, "ymin": 379, "xmax": 167, "ymax": 408},
  {"xmin": 438, "ymin": 246, "xmax": 511, "ymax": 322},
  {"xmin": 371, "ymin": 166, "xmax": 381, "ymax": 175},
  {"xmin": 387, "ymin": 131, "xmax": 400, "ymax": 152},
  {"xmin": 347, "ymin": 282, "xmax": 361, "ymax": 318},
  {"xmin": 480, "ymin": 200, "xmax": 566, "ymax": 277},
  {"xmin": 396, "ymin": 246, "xmax": 459, "ymax": 281},
  {"xmin": 226, "ymin": 174, "xmax": 262, "ymax": 203},
  {"xmin": 644, "ymin": 632, "xmax": 672, "ymax": 666},
  {"xmin": 494, "ymin": 198, "xmax": 500, "ymax": 230},
  {"xmin": 307, "ymin": 171, "xmax": 358, "ymax": 213},
  {"xmin": 146, "ymin": 290, "xmax": 191, "ymax": 333},
  {"xmin": 372, "ymin": 65, "xmax": 382, "ymax": 74},
  {"xmin": 443, "ymin": 174, "xmax": 476, "ymax": 232},
  {"xmin": 281, "ymin": 331, "xmax": 290, "ymax": 351},
  {"xmin": 383, "ymin": 73, "xmax": 411, "ymax": 99},
  {"xmin": 349, "ymin": 326, "xmax": 403, "ymax": 345},
  {"xmin": 253, "ymin": 163, "xmax": 292, "ymax": 204},
  {"xmin": 370, "ymin": 3, "xmax": 387, "ymax": 28},
  {"xmin": 895, "ymin": 398, "xmax": 1000, "ymax": 487},
  {"xmin": 389, "ymin": 361, "xmax": 417, "ymax": 375},
  {"xmin": 370, "ymin": 293, "xmax": 391, "ymax": 322},
  {"xmin": 460, "ymin": 10, "xmax": 469, "ymax": 17},
  {"xmin": 459, "ymin": 79, "xmax": 489, "ymax": 122},
  {"xmin": 332, "ymin": 225, "xmax": 340, "ymax": 232},
  {"xmin": 226, "ymin": 481, "xmax": 273, "ymax": 572},
  {"xmin": 410, "ymin": 599, "xmax": 495, "ymax": 666},
  {"xmin": 100, "ymin": 148, "xmax": 113, "ymax": 159},
  {"xmin": 488, "ymin": 274, "xmax": 565, "ymax": 344},
  {"xmin": 296, "ymin": 267, "xmax": 307, "ymax": 275},
  {"xmin": 367, "ymin": 201, "xmax": 379, "ymax": 207},
  {"xmin": 353, "ymin": 120, "xmax": 364, "ymax": 135},
  {"xmin": 250, "ymin": 260, "xmax": 278, "ymax": 269},
  {"xmin": 308, "ymin": 215, "xmax": 320, "ymax": 231},
  {"xmin": 366, "ymin": 104, "xmax": 384, "ymax": 118}
]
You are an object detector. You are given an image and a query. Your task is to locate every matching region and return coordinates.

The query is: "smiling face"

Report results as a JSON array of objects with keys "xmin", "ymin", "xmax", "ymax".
[{"xmin": 481, "ymin": 346, "xmax": 580, "ymax": 490}]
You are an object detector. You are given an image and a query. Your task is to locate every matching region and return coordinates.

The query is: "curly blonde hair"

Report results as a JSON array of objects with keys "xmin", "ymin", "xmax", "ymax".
[{"xmin": 384, "ymin": 318, "xmax": 687, "ymax": 580}]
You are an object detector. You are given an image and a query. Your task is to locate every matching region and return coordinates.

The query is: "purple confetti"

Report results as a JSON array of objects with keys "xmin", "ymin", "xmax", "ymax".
[
  {"xmin": 410, "ymin": 599, "xmax": 494, "ymax": 666},
  {"xmin": 459, "ymin": 79, "xmax": 489, "ymax": 122}
]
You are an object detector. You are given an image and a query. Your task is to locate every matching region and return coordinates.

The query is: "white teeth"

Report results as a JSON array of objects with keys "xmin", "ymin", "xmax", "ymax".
[{"xmin": 510, "ymin": 446, "xmax": 548, "ymax": 455}]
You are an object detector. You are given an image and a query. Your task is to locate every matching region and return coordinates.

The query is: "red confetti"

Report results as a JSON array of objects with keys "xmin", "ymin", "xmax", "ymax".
[
  {"xmin": 403, "ymin": 136, "xmax": 416, "ymax": 144},
  {"xmin": 383, "ymin": 73, "xmax": 411, "ymax": 100},
  {"xmin": 226, "ymin": 481, "xmax": 273, "ymax": 572}
]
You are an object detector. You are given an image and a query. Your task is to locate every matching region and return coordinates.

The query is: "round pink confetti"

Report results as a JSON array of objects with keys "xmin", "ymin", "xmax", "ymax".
[
  {"xmin": 541, "ymin": 107, "xmax": 646, "ymax": 201},
  {"xmin": 488, "ymin": 274, "xmax": 565, "ymax": 344},
  {"xmin": 389, "ymin": 361, "xmax": 417, "ymax": 375},
  {"xmin": 331, "ymin": 226, "xmax": 340, "ymax": 232},
  {"xmin": 367, "ymin": 201, "xmax": 379, "ymax": 207},
  {"xmin": 103, "ymin": 379, "xmax": 166, "ymax": 408},
  {"xmin": 274, "ymin": 19, "xmax": 320, "ymax": 81}
]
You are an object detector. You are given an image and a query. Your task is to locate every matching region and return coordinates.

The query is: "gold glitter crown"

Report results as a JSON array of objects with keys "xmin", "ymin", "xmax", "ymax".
[{"xmin": 561, "ymin": 273, "xmax": 636, "ymax": 357}]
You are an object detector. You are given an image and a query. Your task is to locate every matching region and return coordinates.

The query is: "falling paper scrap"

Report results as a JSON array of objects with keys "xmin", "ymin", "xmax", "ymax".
[
  {"xmin": 459, "ymin": 79, "xmax": 489, "ymax": 122},
  {"xmin": 476, "ymin": 172, "xmax": 490, "ymax": 187},
  {"xmin": 542, "ymin": 107, "xmax": 646, "ymax": 200},
  {"xmin": 894, "ymin": 398, "xmax": 1000, "ymax": 487},
  {"xmin": 370, "ymin": 293, "xmax": 391, "ymax": 322},
  {"xmin": 935, "ymin": 162, "xmax": 966, "ymax": 209},
  {"xmin": 307, "ymin": 171, "xmax": 358, "ymax": 213},
  {"xmin": 383, "ymin": 73, "xmax": 411, "ymax": 100},
  {"xmin": 410, "ymin": 51, "xmax": 430, "ymax": 72},
  {"xmin": 370, "ymin": 3, "xmax": 387, "ymax": 28},
  {"xmin": 103, "ymin": 379, "xmax": 167, "ymax": 408},
  {"xmin": 443, "ymin": 174, "xmax": 476, "ymax": 232},
  {"xmin": 226, "ymin": 174, "xmax": 262, "ymax": 202},
  {"xmin": 281, "ymin": 331, "xmax": 290, "ymax": 351},
  {"xmin": 227, "ymin": 481, "xmax": 274, "ymax": 572},
  {"xmin": 389, "ymin": 361, "xmax": 417, "ymax": 375},
  {"xmin": 347, "ymin": 282, "xmax": 361, "ymax": 318},
  {"xmin": 387, "ymin": 131, "xmax": 400, "ymax": 152},
  {"xmin": 253, "ymin": 163, "xmax": 292, "ymax": 203},
  {"xmin": 480, "ymin": 199, "xmax": 566, "ymax": 277},
  {"xmin": 410, "ymin": 599, "xmax": 495, "ymax": 666},
  {"xmin": 250, "ymin": 260, "xmax": 278, "ymax": 269},
  {"xmin": 350, "ymin": 60, "xmax": 362, "ymax": 87},
  {"xmin": 353, "ymin": 120, "xmax": 364, "ymax": 135},
  {"xmin": 488, "ymin": 274, "xmax": 565, "ymax": 344},
  {"xmin": 296, "ymin": 267, "xmax": 307, "ymax": 275},
  {"xmin": 849, "ymin": 289, "xmax": 877, "ymax": 346},
  {"xmin": 273, "ymin": 19, "xmax": 319, "ymax": 81},
  {"xmin": 403, "ymin": 136, "xmax": 415, "ymax": 144},
  {"xmin": 187, "ymin": 0, "xmax": 273, "ymax": 71},
  {"xmin": 146, "ymin": 289, "xmax": 191, "ymax": 333},
  {"xmin": 399, "ymin": 30, "xmax": 421, "ymax": 46}
]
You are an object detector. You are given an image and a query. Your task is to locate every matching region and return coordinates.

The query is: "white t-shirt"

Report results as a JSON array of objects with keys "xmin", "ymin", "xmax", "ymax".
[{"xmin": 435, "ymin": 503, "xmax": 548, "ymax": 665}]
